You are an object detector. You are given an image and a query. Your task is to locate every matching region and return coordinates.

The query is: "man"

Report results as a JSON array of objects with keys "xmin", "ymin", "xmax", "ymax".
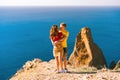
[{"xmin": 59, "ymin": 22, "xmax": 69, "ymax": 73}]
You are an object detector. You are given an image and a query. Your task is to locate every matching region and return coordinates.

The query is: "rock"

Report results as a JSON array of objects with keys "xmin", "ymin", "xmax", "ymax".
[
  {"xmin": 10, "ymin": 58, "xmax": 120, "ymax": 80},
  {"xmin": 109, "ymin": 60, "xmax": 116, "ymax": 69},
  {"xmin": 114, "ymin": 60, "xmax": 120, "ymax": 70},
  {"xmin": 69, "ymin": 27, "xmax": 106, "ymax": 69},
  {"xmin": 11, "ymin": 58, "xmax": 42, "ymax": 78},
  {"xmin": 23, "ymin": 58, "xmax": 42, "ymax": 71}
]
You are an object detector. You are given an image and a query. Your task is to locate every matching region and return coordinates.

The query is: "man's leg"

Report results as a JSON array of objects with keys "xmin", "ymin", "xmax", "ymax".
[
  {"xmin": 63, "ymin": 56, "xmax": 67, "ymax": 69},
  {"xmin": 63, "ymin": 48, "xmax": 68, "ymax": 72}
]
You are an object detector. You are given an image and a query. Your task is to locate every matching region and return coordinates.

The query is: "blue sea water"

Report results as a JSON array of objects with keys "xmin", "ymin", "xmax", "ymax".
[{"xmin": 0, "ymin": 6, "xmax": 120, "ymax": 80}]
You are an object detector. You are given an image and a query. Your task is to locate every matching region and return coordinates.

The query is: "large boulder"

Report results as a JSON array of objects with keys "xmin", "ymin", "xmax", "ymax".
[{"xmin": 69, "ymin": 27, "xmax": 106, "ymax": 69}]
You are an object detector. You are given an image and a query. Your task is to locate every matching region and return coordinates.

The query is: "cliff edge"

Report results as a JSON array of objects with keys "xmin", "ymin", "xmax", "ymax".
[{"xmin": 10, "ymin": 59, "xmax": 120, "ymax": 80}]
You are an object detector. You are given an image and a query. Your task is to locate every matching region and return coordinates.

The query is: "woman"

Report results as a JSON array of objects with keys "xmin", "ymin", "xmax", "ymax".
[{"xmin": 50, "ymin": 25, "xmax": 65, "ymax": 73}]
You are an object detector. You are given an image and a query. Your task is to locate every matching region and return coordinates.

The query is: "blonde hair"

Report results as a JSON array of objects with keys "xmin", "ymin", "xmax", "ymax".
[
  {"xmin": 60, "ymin": 22, "xmax": 66, "ymax": 27},
  {"xmin": 50, "ymin": 25, "xmax": 59, "ymax": 40}
]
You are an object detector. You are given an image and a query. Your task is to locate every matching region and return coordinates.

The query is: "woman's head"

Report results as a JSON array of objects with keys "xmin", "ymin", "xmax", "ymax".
[{"xmin": 50, "ymin": 25, "xmax": 59, "ymax": 39}]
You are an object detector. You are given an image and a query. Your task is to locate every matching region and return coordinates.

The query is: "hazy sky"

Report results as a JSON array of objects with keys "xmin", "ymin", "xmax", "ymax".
[{"xmin": 0, "ymin": 0, "xmax": 120, "ymax": 6}]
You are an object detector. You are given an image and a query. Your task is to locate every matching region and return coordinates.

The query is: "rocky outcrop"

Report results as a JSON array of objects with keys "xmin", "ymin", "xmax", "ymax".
[
  {"xmin": 109, "ymin": 60, "xmax": 116, "ymax": 69},
  {"xmin": 23, "ymin": 58, "xmax": 42, "ymax": 70},
  {"xmin": 114, "ymin": 60, "xmax": 120, "ymax": 70},
  {"xmin": 69, "ymin": 27, "xmax": 106, "ymax": 69},
  {"xmin": 13, "ymin": 58, "xmax": 42, "ymax": 77}
]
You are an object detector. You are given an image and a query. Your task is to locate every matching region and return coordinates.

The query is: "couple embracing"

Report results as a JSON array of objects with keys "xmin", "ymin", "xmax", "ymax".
[{"xmin": 50, "ymin": 23, "xmax": 69, "ymax": 73}]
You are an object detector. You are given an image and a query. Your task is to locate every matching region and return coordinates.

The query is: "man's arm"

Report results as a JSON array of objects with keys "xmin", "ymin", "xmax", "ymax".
[{"xmin": 58, "ymin": 34, "xmax": 66, "ymax": 42}]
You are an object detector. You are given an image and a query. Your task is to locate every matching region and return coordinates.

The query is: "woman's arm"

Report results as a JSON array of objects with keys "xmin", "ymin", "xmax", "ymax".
[
  {"xmin": 51, "ymin": 39, "xmax": 60, "ymax": 46},
  {"xmin": 51, "ymin": 39, "xmax": 55, "ymax": 45}
]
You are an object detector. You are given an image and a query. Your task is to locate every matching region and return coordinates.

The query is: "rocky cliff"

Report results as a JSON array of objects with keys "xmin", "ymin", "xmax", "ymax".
[
  {"xmin": 10, "ymin": 59, "xmax": 120, "ymax": 80},
  {"xmin": 69, "ymin": 27, "xmax": 106, "ymax": 69}
]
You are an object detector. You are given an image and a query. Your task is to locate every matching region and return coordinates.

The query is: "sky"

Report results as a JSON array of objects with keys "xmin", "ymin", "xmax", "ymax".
[{"xmin": 0, "ymin": 0, "xmax": 120, "ymax": 6}]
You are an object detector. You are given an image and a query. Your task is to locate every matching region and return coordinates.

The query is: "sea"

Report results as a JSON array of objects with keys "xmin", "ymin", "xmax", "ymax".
[{"xmin": 0, "ymin": 6, "xmax": 120, "ymax": 80}]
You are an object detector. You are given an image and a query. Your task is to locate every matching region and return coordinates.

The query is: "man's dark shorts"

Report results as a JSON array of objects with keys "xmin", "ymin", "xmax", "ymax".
[{"xmin": 63, "ymin": 47, "xmax": 68, "ymax": 57}]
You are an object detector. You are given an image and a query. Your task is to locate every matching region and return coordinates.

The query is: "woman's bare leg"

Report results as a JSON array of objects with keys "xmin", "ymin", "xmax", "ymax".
[
  {"xmin": 55, "ymin": 56, "xmax": 59, "ymax": 71},
  {"xmin": 59, "ymin": 51, "xmax": 63, "ymax": 71}
]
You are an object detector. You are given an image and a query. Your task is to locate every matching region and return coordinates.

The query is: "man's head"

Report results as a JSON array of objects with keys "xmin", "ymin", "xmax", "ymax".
[{"xmin": 60, "ymin": 22, "xmax": 66, "ymax": 30}]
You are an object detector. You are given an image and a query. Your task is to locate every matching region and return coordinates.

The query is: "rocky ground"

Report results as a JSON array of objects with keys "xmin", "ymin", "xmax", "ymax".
[{"xmin": 10, "ymin": 58, "xmax": 120, "ymax": 80}]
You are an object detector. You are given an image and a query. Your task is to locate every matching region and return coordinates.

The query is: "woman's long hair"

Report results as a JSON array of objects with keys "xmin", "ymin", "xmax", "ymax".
[{"xmin": 50, "ymin": 25, "xmax": 59, "ymax": 40}]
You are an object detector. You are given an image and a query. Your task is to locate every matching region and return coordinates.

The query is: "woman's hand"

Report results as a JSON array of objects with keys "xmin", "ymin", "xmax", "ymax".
[
  {"xmin": 53, "ymin": 41, "xmax": 62, "ymax": 48},
  {"xmin": 54, "ymin": 41, "xmax": 61, "ymax": 45}
]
